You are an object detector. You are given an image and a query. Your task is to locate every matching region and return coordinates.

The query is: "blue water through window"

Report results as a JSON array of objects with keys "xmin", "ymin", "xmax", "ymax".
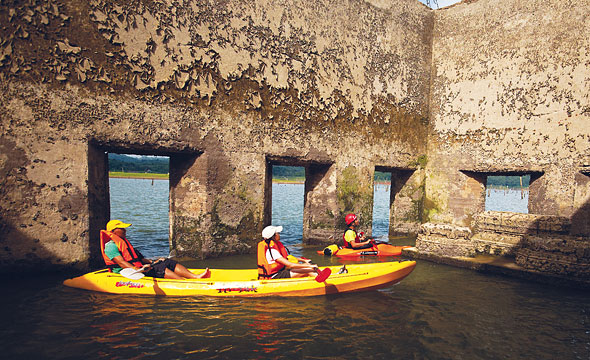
[
  {"xmin": 271, "ymin": 166, "xmax": 305, "ymax": 252},
  {"xmin": 108, "ymin": 154, "xmax": 170, "ymax": 258},
  {"xmin": 372, "ymin": 171, "xmax": 391, "ymax": 240},
  {"xmin": 485, "ymin": 175, "xmax": 529, "ymax": 213}
]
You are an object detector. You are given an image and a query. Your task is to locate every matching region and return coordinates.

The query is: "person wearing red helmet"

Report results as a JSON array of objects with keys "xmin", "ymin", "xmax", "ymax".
[{"xmin": 343, "ymin": 213, "xmax": 373, "ymax": 249}]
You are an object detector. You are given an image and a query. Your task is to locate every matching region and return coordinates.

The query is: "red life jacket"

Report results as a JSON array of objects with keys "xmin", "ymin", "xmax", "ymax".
[
  {"xmin": 100, "ymin": 230, "xmax": 143, "ymax": 271},
  {"xmin": 257, "ymin": 239, "xmax": 289, "ymax": 279},
  {"xmin": 343, "ymin": 228, "xmax": 362, "ymax": 249}
]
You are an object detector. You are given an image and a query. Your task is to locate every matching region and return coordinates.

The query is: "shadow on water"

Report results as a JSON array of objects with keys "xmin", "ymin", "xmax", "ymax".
[
  {"xmin": 1, "ymin": 257, "xmax": 589, "ymax": 360},
  {"xmin": 2, "ymin": 181, "xmax": 589, "ymax": 359}
]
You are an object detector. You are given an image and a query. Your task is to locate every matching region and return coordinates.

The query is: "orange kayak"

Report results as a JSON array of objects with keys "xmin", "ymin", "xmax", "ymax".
[{"xmin": 317, "ymin": 243, "xmax": 411, "ymax": 258}]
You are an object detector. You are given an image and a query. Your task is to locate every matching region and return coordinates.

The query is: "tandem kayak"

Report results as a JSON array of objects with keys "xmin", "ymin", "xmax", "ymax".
[
  {"xmin": 317, "ymin": 243, "xmax": 412, "ymax": 258},
  {"xmin": 63, "ymin": 261, "xmax": 416, "ymax": 297}
]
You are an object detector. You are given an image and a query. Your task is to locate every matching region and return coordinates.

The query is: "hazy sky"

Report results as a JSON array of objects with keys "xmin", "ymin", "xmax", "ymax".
[{"xmin": 420, "ymin": 0, "xmax": 462, "ymax": 8}]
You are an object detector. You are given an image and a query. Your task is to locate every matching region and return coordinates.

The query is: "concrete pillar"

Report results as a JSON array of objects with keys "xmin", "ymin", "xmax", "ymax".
[
  {"xmin": 571, "ymin": 171, "xmax": 590, "ymax": 236},
  {"xmin": 448, "ymin": 171, "xmax": 486, "ymax": 227},
  {"xmin": 389, "ymin": 169, "xmax": 422, "ymax": 235},
  {"xmin": 333, "ymin": 165, "xmax": 375, "ymax": 240},
  {"xmin": 529, "ymin": 167, "xmax": 575, "ymax": 217},
  {"xmin": 170, "ymin": 150, "xmax": 263, "ymax": 258},
  {"xmin": 169, "ymin": 152, "xmax": 209, "ymax": 257},
  {"xmin": 87, "ymin": 144, "xmax": 110, "ymax": 268},
  {"xmin": 302, "ymin": 163, "xmax": 338, "ymax": 244}
]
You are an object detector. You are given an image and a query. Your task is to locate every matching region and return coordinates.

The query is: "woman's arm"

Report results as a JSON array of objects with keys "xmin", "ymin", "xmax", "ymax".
[{"xmin": 276, "ymin": 256, "xmax": 316, "ymax": 270}]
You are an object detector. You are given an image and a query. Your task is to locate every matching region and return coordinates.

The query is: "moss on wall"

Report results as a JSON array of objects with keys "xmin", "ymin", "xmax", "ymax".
[{"xmin": 337, "ymin": 166, "xmax": 373, "ymax": 228}]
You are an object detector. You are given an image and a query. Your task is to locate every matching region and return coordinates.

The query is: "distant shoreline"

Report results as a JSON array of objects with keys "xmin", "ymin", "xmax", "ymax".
[
  {"xmin": 108, "ymin": 173, "xmax": 396, "ymax": 185},
  {"xmin": 109, "ymin": 172, "xmax": 168, "ymax": 180}
]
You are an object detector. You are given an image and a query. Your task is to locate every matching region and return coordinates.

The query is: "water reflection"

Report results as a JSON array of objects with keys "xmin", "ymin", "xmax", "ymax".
[
  {"xmin": 1, "ymin": 181, "xmax": 588, "ymax": 359},
  {"xmin": 1, "ymin": 265, "xmax": 589, "ymax": 359}
]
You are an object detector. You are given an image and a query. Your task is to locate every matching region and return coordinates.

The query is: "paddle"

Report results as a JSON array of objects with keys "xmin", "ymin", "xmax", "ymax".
[
  {"xmin": 315, "ymin": 267, "xmax": 332, "ymax": 282},
  {"xmin": 120, "ymin": 267, "xmax": 145, "ymax": 280},
  {"xmin": 370, "ymin": 239, "xmax": 388, "ymax": 246},
  {"xmin": 299, "ymin": 257, "xmax": 331, "ymax": 282},
  {"xmin": 119, "ymin": 258, "xmax": 165, "ymax": 280}
]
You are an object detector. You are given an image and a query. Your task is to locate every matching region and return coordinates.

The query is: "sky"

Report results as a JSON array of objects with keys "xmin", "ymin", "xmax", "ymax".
[{"xmin": 420, "ymin": 0, "xmax": 462, "ymax": 8}]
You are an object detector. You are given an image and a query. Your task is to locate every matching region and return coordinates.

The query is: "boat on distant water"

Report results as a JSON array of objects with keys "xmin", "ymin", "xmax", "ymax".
[
  {"xmin": 63, "ymin": 261, "xmax": 416, "ymax": 297},
  {"xmin": 317, "ymin": 243, "xmax": 412, "ymax": 258}
]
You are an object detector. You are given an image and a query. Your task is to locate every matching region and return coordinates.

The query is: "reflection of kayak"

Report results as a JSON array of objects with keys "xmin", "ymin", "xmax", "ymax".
[
  {"xmin": 63, "ymin": 261, "xmax": 416, "ymax": 297},
  {"xmin": 317, "ymin": 243, "xmax": 412, "ymax": 258}
]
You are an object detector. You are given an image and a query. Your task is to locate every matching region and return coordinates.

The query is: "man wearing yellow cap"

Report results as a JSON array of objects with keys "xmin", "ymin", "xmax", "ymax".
[{"xmin": 100, "ymin": 219, "xmax": 210, "ymax": 279}]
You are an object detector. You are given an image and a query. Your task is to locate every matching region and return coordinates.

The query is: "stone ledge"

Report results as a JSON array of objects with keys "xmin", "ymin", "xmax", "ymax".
[
  {"xmin": 474, "ymin": 211, "xmax": 571, "ymax": 235},
  {"xmin": 515, "ymin": 234, "xmax": 590, "ymax": 278},
  {"xmin": 402, "ymin": 247, "xmax": 590, "ymax": 290},
  {"xmin": 419, "ymin": 222, "xmax": 472, "ymax": 238}
]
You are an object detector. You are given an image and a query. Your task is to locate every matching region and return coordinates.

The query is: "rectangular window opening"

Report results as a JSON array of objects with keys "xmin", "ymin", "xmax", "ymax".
[
  {"xmin": 485, "ymin": 174, "xmax": 530, "ymax": 213},
  {"xmin": 271, "ymin": 165, "xmax": 305, "ymax": 248},
  {"xmin": 108, "ymin": 153, "xmax": 171, "ymax": 258},
  {"xmin": 372, "ymin": 170, "xmax": 392, "ymax": 240}
]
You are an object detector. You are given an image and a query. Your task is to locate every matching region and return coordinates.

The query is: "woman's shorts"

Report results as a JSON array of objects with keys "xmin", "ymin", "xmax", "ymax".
[
  {"xmin": 271, "ymin": 267, "xmax": 291, "ymax": 279},
  {"xmin": 145, "ymin": 259, "xmax": 178, "ymax": 278}
]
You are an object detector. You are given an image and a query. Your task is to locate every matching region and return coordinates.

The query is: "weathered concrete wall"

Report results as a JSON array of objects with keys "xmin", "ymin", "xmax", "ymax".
[
  {"xmin": 418, "ymin": 0, "xmax": 590, "ymax": 283},
  {"xmin": 416, "ymin": 222, "xmax": 473, "ymax": 257},
  {"xmin": 2, "ymin": 0, "xmax": 589, "ymax": 280},
  {"xmin": 427, "ymin": 0, "xmax": 590, "ymax": 228},
  {"xmin": 417, "ymin": 212, "xmax": 590, "ymax": 280},
  {"xmin": 0, "ymin": 0, "xmax": 432, "ymax": 271}
]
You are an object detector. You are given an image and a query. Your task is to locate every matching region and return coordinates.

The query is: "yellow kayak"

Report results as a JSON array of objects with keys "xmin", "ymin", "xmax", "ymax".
[{"xmin": 63, "ymin": 261, "xmax": 416, "ymax": 297}]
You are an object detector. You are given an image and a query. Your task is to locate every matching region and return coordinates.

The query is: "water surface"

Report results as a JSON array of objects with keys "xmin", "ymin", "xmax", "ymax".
[{"xmin": 0, "ymin": 180, "xmax": 588, "ymax": 359}]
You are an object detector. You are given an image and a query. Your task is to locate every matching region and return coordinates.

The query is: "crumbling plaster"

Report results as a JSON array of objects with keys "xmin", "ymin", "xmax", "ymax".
[
  {"xmin": 427, "ymin": 0, "xmax": 590, "ymax": 223},
  {"xmin": 1, "ymin": 0, "xmax": 589, "ymax": 273},
  {"xmin": 0, "ymin": 0, "xmax": 431, "ymax": 270}
]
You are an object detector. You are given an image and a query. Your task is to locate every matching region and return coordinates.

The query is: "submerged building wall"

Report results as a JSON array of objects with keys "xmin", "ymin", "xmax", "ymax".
[
  {"xmin": 417, "ymin": 0, "xmax": 590, "ymax": 280},
  {"xmin": 0, "ymin": 0, "xmax": 432, "ymax": 271},
  {"xmin": 426, "ymin": 0, "xmax": 590, "ymax": 226},
  {"xmin": 1, "ymin": 0, "xmax": 589, "ymax": 280}
]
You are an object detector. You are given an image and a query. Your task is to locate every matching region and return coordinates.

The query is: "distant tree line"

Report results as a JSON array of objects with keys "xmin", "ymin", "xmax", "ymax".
[
  {"xmin": 273, "ymin": 166, "xmax": 304, "ymax": 179},
  {"xmin": 108, "ymin": 157, "xmax": 527, "ymax": 188},
  {"xmin": 374, "ymin": 171, "xmax": 391, "ymax": 182},
  {"xmin": 487, "ymin": 175, "xmax": 530, "ymax": 188},
  {"xmin": 108, "ymin": 154, "xmax": 169, "ymax": 174}
]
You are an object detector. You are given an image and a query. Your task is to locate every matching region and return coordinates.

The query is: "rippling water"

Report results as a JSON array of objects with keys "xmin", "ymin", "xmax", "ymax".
[{"xmin": 1, "ymin": 180, "xmax": 588, "ymax": 359}]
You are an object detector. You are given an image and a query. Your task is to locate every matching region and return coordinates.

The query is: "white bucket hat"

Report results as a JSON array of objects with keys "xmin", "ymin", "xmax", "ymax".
[{"xmin": 262, "ymin": 225, "xmax": 283, "ymax": 239}]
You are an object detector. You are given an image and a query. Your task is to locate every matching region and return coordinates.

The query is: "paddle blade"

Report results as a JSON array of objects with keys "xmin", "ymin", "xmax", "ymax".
[
  {"xmin": 120, "ymin": 268, "xmax": 145, "ymax": 280},
  {"xmin": 315, "ymin": 268, "xmax": 331, "ymax": 282}
]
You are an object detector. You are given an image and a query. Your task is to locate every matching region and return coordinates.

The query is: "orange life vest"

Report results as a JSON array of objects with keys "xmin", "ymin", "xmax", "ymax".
[
  {"xmin": 100, "ymin": 230, "xmax": 143, "ymax": 271},
  {"xmin": 342, "ymin": 229, "xmax": 360, "ymax": 249},
  {"xmin": 257, "ymin": 239, "xmax": 289, "ymax": 279}
]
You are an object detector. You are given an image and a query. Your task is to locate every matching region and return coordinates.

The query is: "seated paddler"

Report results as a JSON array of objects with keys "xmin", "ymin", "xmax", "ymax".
[
  {"xmin": 100, "ymin": 219, "xmax": 210, "ymax": 279},
  {"xmin": 343, "ymin": 213, "xmax": 374, "ymax": 250},
  {"xmin": 257, "ymin": 225, "xmax": 319, "ymax": 279}
]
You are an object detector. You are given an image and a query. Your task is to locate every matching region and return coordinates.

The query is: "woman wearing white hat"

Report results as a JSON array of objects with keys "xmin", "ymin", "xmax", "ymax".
[{"xmin": 257, "ymin": 225, "xmax": 319, "ymax": 279}]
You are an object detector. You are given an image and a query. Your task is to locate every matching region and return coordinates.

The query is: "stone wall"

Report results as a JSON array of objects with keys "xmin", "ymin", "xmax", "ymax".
[
  {"xmin": 416, "ymin": 222, "xmax": 473, "ymax": 257},
  {"xmin": 426, "ymin": 0, "xmax": 590, "ymax": 229},
  {"xmin": 471, "ymin": 211, "xmax": 571, "ymax": 256},
  {"xmin": 416, "ymin": 211, "xmax": 589, "ymax": 279},
  {"xmin": 0, "ymin": 0, "xmax": 432, "ymax": 271},
  {"xmin": 516, "ymin": 235, "xmax": 590, "ymax": 280},
  {"xmin": 1, "ymin": 0, "xmax": 589, "ymax": 277}
]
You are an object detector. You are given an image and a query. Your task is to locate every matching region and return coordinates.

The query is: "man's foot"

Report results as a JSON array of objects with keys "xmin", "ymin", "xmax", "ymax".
[{"xmin": 198, "ymin": 268, "xmax": 211, "ymax": 278}]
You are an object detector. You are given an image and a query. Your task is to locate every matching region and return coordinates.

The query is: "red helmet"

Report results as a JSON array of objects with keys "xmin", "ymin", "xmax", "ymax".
[{"xmin": 345, "ymin": 213, "xmax": 357, "ymax": 226}]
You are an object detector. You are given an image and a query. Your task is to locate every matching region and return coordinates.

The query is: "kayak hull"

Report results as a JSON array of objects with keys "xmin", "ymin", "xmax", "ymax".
[
  {"xmin": 317, "ymin": 244, "xmax": 411, "ymax": 257},
  {"xmin": 63, "ymin": 261, "xmax": 416, "ymax": 297}
]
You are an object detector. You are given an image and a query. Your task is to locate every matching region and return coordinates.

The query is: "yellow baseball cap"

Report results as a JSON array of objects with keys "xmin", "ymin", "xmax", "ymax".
[{"xmin": 106, "ymin": 219, "xmax": 132, "ymax": 232}]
